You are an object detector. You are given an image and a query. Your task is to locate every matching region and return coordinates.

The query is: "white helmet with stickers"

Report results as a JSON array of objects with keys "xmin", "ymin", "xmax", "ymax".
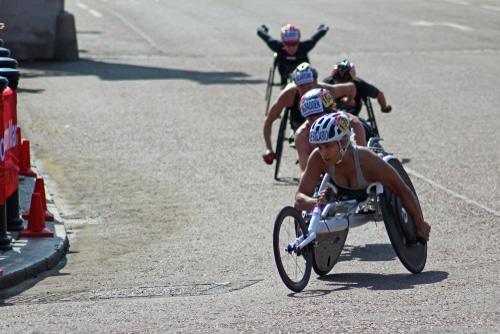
[
  {"xmin": 300, "ymin": 88, "xmax": 335, "ymax": 118},
  {"xmin": 309, "ymin": 113, "xmax": 351, "ymax": 144}
]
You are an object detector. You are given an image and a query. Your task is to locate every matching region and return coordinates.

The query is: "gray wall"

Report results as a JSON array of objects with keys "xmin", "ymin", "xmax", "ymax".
[{"xmin": 0, "ymin": 0, "xmax": 78, "ymax": 61}]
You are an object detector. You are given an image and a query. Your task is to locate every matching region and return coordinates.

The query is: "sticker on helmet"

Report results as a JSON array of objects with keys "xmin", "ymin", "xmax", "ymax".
[
  {"xmin": 321, "ymin": 92, "xmax": 334, "ymax": 108},
  {"xmin": 283, "ymin": 30, "xmax": 299, "ymax": 42},
  {"xmin": 301, "ymin": 97, "xmax": 323, "ymax": 117},
  {"xmin": 309, "ymin": 130, "xmax": 330, "ymax": 143},
  {"xmin": 294, "ymin": 71, "xmax": 314, "ymax": 85},
  {"xmin": 337, "ymin": 115, "xmax": 350, "ymax": 133}
]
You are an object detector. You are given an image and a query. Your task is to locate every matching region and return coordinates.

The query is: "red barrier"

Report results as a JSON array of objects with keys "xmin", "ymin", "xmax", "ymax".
[
  {"xmin": 0, "ymin": 75, "xmax": 12, "ymax": 250},
  {"xmin": 1, "ymin": 84, "xmax": 19, "ymax": 198}
]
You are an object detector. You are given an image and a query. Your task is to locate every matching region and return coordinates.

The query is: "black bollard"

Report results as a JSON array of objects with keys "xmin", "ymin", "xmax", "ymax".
[
  {"xmin": 0, "ymin": 68, "xmax": 20, "ymax": 90},
  {"xmin": 0, "ymin": 47, "xmax": 10, "ymax": 57},
  {"xmin": 0, "ymin": 75, "xmax": 13, "ymax": 250},
  {"xmin": 0, "ymin": 57, "xmax": 18, "ymax": 69}
]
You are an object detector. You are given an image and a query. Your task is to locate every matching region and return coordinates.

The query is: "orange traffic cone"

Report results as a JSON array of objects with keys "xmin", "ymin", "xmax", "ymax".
[
  {"xmin": 22, "ymin": 177, "xmax": 54, "ymax": 221},
  {"xmin": 19, "ymin": 192, "xmax": 53, "ymax": 238},
  {"xmin": 18, "ymin": 134, "xmax": 37, "ymax": 177}
]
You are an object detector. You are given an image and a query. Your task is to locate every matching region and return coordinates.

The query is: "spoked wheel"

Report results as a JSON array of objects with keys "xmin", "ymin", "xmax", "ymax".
[
  {"xmin": 362, "ymin": 97, "xmax": 379, "ymax": 137},
  {"xmin": 273, "ymin": 206, "xmax": 312, "ymax": 292},
  {"xmin": 380, "ymin": 157, "xmax": 427, "ymax": 273},
  {"xmin": 274, "ymin": 107, "xmax": 289, "ymax": 181},
  {"xmin": 312, "ymin": 229, "xmax": 348, "ymax": 276},
  {"xmin": 264, "ymin": 66, "xmax": 275, "ymax": 116},
  {"xmin": 265, "ymin": 54, "xmax": 278, "ymax": 116}
]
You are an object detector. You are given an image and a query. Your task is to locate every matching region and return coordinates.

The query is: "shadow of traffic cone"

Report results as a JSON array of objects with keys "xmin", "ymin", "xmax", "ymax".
[
  {"xmin": 19, "ymin": 192, "xmax": 54, "ymax": 238},
  {"xmin": 18, "ymin": 131, "xmax": 37, "ymax": 177},
  {"xmin": 22, "ymin": 177, "xmax": 54, "ymax": 221}
]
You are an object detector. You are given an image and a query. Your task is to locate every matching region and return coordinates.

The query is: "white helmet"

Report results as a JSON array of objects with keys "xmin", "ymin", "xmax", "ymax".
[{"xmin": 309, "ymin": 113, "xmax": 351, "ymax": 144}]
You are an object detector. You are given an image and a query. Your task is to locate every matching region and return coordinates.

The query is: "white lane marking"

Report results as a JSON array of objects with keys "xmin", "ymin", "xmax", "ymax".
[
  {"xmin": 88, "ymin": 9, "xmax": 102, "ymax": 18},
  {"xmin": 405, "ymin": 167, "xmax": 500, "ymax": 217},
  {"xmin": 411, "ymin": 21, "xmax": 473, "ymax": 31},
  {"xmin": 440, "ymin": 22, "xmax": 473, "ymax": 31},
  {"xmin": 442, "ymin": 0, "xmax": 469, "ymax": 5},
  {"xmin": 75, "ymin": 2, "xmax": 102, "ymax": 17},
  {"xmin": 483, "ymin": 5, "xmax": 500, "ymax": 12},
  {"xmin": 109, "ymin": 10, "xmax": 168, "ymax": 54}
]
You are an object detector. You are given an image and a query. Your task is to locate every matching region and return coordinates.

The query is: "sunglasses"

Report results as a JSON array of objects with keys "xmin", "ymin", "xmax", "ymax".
[{"xmin": 284, "ymin": 43, "xmax": 299, "ymax": 47}]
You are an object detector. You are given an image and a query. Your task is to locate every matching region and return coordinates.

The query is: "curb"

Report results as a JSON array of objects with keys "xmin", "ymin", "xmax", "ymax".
[{"xmin": 0, "ymin": 174, "xmax": 69, "ymax": 290}]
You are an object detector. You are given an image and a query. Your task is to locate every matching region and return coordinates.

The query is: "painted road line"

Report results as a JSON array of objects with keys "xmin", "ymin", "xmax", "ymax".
[
  {"xmin": 410, "ymin": 21, "xmax": 473, "ymax": 31},
  {"xmin": 482, "ymin": 5, "xmax": 500, "ymax": 12},
  {"xmin": 88, "ymin": 9, "xmax": 103, "ymax": 18},
  {"xmin": 442, "ymin": 0, "xmax": 469, "ymax": 5},
  {"xmin": 406, "ymin": 167, "xmax": 500, "ymax": 217}
]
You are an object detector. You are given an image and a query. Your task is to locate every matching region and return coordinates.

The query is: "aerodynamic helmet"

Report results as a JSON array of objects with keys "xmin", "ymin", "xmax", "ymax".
[
  {"xmin": 292, "ymin": 62, "xmax": 318, "ymax": 85},
  {"xmin": 280, "ymin": 24, "xmax": 300, "ymax": 44},
  {"xmin": 309, "ymin": 113, "xmax": 351, "ymax": 144},
  {"xmin": 332, "ymin": 59, "xmax": 356, "ymax": 82},
  {"xmin": 300, "ymin": 88, "xmax": 335, "ymax": 118}
]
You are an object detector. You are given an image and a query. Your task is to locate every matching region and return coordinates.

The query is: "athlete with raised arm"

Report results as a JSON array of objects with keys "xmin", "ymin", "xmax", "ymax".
[{"xmin": 257, "ymin": 23, "xmax": 329, "ymax": 87}]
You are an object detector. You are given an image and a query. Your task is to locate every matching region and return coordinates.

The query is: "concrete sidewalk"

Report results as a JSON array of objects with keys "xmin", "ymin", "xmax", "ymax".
[{"xmin": 0, "ymin": 170, "xmax": 68, "ymax": 289}]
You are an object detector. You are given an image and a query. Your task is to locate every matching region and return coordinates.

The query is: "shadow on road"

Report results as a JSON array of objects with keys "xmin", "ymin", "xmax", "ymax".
[
  {"xmin": 340, "ymin": 243, "xmax": 398, "ymax": 262},
  {"xmin": 288, "ymin": 270, "xmax": 448, "ymax": 297},
  {"xmin": 0, "ymin": 255, "xmax": 72, "ymax": 307},
  {"xmin": 16, "ymin": 58, "xmax": 265, "ymax": 85}
]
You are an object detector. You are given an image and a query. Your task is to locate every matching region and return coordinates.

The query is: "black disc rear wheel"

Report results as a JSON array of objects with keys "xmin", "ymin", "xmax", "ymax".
[{"xmin": 380, "ymin": 158, "xmax": 427, "ymax": 273}]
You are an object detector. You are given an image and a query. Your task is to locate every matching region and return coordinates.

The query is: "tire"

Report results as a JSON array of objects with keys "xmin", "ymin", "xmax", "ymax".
[
  {"xmin": 380, "ymin": 158, "xmax": 427, "ymax": 274},
  {"xmin": 273, "ymin": 206, "xmax": 312, "ymax": 292},
  {"xmin": 362, "ymin": 97, "xmax": 379, "ymax": 137},
  {"xmin": 264, "ymin": 66, "xmax": 275, "ymax": 116},
  {"xmin": 312, "ymin": 229, "xmax": 348, "ymax": 276},
  {"xmin": 274, "ymin": 108, "xmax": 289, "ymax": 181}
]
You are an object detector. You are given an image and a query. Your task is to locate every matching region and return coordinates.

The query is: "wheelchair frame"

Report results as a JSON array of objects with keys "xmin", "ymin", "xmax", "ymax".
[{"xmin": 272, "ymin": 154, "xmax": 427, "ymax": 292}]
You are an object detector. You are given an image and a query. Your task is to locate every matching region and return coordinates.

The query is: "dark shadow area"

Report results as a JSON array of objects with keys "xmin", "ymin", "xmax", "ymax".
[
  {"xmin": 288, "ymin": 271, "xmax": 449, "ymax": 297},
  {"xmin": 340, "ymin": 243, "xmax": 397, "ymax": 262},
  {"xmin": 0, "ymin": 254, "xmax": 72, "ymax": 306},
  {"xmin": 17, "ymin": 58, "xmax": 265, "ymax": 85},
  {"xmin": 401, "ymin": 158, "xmax": 411, "ymax": 164},
  {"xmin": 16, "ymin": 88, "xmax": 45, "ymax": 94},
  {"xmin": 274, "ymin": 176, "xmax": 300, "ymax": 185}
]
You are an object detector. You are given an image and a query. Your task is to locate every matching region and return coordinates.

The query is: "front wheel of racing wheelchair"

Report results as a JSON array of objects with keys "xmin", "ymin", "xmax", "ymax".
[{"xmin": 273, "ymin": 206, "xmax": 312, "ymax": 293}]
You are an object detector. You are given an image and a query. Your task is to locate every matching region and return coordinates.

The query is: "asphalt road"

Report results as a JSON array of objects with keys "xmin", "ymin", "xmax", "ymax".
[{"xmin": 1, "ymin": 0, "xmax": 499, "ymax": 332}]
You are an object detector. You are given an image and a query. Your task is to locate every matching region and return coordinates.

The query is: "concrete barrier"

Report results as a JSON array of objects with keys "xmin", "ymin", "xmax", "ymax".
[{"xmin": 0, "ymin": 0, "xmax": 78, "ymax": 61}]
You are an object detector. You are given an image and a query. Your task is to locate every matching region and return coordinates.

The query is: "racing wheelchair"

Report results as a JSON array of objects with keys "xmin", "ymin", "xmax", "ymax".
[
  {"xmin": 264, "ymin": 53, "xmax": 304, "ymax": 181},
  {"xmin": 272, "ymin": 97, "xmax": 378, "ymax": 182},
  {"xmin": 272, "ymin": 140, "xmax": 427, "ymax": 292}
]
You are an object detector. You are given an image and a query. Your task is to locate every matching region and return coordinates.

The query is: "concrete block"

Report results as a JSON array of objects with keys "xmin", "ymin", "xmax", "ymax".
[
  {"xmin": 0, "ymin": 0, "xmax": 78, "ymax": 61},
  {"xmin": 54, "ymin": 11, "xmax": 79, "ymax": 61}
]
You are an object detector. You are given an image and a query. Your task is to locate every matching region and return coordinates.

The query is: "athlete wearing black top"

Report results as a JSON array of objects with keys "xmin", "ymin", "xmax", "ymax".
[
  {"xmin": 323, "ymin": 59, "xmax": 392, "ymax": 116},
  {"xmin": 323, "ymin": 76, "xmax": 379, "ymax": 115},
  {"xmin": 257, "ymin": 24, "xmax": 329, "ymax": 87}
]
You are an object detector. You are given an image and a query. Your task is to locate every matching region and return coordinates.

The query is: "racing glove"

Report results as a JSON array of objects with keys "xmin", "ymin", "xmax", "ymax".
[
  {"xmin": 262, "ymin": 150, "xmax": 275, "ymax": 165},
  {"xmin": 381, "ymin": 105, "xmax": 392, "ymax": 113}
]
